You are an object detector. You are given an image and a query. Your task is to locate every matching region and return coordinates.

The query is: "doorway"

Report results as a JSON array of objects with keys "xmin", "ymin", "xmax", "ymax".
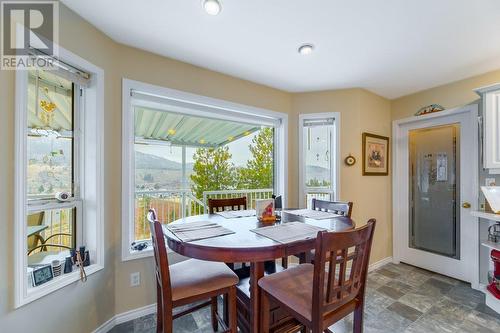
[{"xmin": 393, "ymin": 105, "xmax": 478, "ymax": 284}]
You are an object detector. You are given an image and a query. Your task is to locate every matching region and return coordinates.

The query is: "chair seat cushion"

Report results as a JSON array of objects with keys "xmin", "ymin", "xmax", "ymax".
[
  {"xmin": 170, "ymin": 259, "xmax": 239, "ymax": 301},
  {"xmin": 258, "ymin": 263, "xmax": 314, "ymax": 321}
]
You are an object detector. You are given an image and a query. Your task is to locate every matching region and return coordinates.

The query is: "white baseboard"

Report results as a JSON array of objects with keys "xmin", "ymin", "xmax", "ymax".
[
  {"xmin": 93, "ymin": 257, "xmax": 393, "ymax": 332},
  {"xmin": 93, "ymin": 303, "xmax": 156, "ymax": 333},
  {"xmin": 368, "ymin": 256, "xmax": 393, "ymax": 272}
]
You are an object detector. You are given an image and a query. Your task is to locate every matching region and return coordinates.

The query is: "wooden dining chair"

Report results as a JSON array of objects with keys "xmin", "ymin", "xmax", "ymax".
[
  {"xmin": 312, "ymin": 199, "xmax": 353, "ymax": 217},
  {"xmin": 208, "ymin": 197, "xmax": 249, "ymax": 273},
  {"xmin": 259, "ymin": 219, "xmax": 376, "ymax": 333},
  {"xmin": 282, "ymin": 200, "xmax": 354, "ymax": 268},
  {"xmin": 208, "ymin": 197, "xmax": 247, "ymax": 213},
  {"xmin": 148, "ymin": 209, "xmax": 238, "ymax": 333}
]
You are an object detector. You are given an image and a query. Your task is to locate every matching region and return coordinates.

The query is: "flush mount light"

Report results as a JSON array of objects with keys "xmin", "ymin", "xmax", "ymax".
[
  {"xmin": 298, "ymin": 44, "xmax": 314, "ymax": 55},
  {"xmin": 203, "ymin": 0, "xmax": 221, "ymax": 15}
]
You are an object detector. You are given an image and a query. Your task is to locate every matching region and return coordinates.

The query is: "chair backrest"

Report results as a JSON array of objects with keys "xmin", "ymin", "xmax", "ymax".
[
  {"xmin": 208, "ymin": 197, "xmax": 247, "ymax": 214},
  {"xmin": 147, "ymin": 209, "xmax": 173, "ymax": 309},
  {"xmin": 312, "ymin": 219, "xmax": 376, "ymax": 322},
  {"xmin": 311, "ymin": 199, "xmax": 353, "ymax": 217}
]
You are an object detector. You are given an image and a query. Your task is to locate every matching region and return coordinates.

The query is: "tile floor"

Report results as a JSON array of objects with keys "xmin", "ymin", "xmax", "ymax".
[{"xmin": 109, "ymin": 263, "xmax": 500, "ymax": 333}]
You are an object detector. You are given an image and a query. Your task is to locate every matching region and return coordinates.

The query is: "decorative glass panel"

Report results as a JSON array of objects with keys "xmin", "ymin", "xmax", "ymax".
[{"xmin": 409, "ymin": 124, "xmax": 460, "ymax": 259}]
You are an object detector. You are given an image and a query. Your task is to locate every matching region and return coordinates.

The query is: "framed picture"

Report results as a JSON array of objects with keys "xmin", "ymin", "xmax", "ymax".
[{"xmin": 362, "ymin": 132, "xmax": 389, "ymax": 176}]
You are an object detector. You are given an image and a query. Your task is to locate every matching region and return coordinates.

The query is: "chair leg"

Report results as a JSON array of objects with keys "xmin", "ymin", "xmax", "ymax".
[
  {"xmin": 223, "ymin": 292, "xmax": 229, "ymax": 326},
  {"xmin": 281, "ymin": 256, "xmax": 288, "ymax": 268},
  {"xmin": 228, "ymin": 286, "xmax": 237, "ymax": 333},
  {"xmin": 260, "ymin": 289, "xmax": 270, "ymax": 333},
  {"xmin": 211, "ymin": 296, "xmax": 219, "ymax": 332},
  {"xmin": 156, "ymin": 284, "xmax": 163, "ymax": 333},
  {"xmin": 353, "ymin": 303, "xmax": 364, "ymax": 333}
]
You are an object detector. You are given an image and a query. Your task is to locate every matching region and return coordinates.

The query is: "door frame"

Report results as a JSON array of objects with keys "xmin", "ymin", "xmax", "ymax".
[
  {"xmin": 392, "ymin": 104, "xmax": 479, "ymax": 288},
  {"xmin": 298, "ymin": 112, "xmax": 341, "ymax": 208}
]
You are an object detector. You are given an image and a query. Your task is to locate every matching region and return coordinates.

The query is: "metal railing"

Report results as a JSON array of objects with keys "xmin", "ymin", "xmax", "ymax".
[
  {"xmin": 134, "ymin": 189, "xmax": 206, "ymax": 241},
  {"xmin": 134, "ymin": 188, "xmax": 274, "ymax": 240},
  {"xmin": 203, "ymin": 188, "xmax": 274, "ymax": 213}
]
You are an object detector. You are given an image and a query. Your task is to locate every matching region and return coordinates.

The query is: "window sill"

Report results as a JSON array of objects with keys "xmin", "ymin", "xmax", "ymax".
[
  {"xmin": 18, "ymin": 264, "xmax": 103, "ymax": 308},
  {"xmin": 122, "ymin": 247, "xmax": 154, "ymax": 262},
  {"xmin": 122, "ymin": 246, "xmax": 176, "ymax": 262}
]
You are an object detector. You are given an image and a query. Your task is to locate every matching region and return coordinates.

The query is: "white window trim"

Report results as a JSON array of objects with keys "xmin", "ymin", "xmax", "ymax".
[
  {"xmin": 122, "ymin": 78, "xmax": 288, "ymax": 261},
  {"xmin": 14, "ymin": 44, "xmax": 105, "ymax": 307},
  {"xmin": 298, "ymin": 112, "xmax": 341, "ymax": 208}
]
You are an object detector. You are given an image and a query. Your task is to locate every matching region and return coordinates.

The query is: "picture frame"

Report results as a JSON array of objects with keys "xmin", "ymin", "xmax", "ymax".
[{"xmin": 362, "ymin": 132, "xmax": 389, "ymax": 176}]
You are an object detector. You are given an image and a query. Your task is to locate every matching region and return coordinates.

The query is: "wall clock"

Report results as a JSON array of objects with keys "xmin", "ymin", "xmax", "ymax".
[{"xmin": 344, "ymin": 154, "xmax": 356, "ymax": 166}]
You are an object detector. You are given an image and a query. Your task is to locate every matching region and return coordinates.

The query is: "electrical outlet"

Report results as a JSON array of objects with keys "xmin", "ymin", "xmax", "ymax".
[{"xmin": 130, "ymin": 272, "xmax": 140, "ymax": 287}]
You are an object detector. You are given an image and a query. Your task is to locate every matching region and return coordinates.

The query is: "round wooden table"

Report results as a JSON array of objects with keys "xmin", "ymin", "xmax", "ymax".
[{"xmin": 163, "ymin": 211, "xmax": 355, "ymax": 333}]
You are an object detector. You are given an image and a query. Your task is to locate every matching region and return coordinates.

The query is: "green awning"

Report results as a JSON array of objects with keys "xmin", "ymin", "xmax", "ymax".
[{"xmin": 134, "ymin": 107, "xmax": 260, "ymax": 147}]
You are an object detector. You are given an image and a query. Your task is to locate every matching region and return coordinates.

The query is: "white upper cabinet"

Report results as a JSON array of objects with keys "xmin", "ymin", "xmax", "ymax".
[{"xmin": 476, "ymin": 84, "xmax": 500, "ymax": 173}]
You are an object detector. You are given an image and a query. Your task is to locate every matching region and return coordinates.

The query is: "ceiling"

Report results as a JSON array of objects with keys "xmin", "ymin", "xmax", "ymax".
[{"xmin": 62, "ymin": 0, "xmax": 500, "ymax": 99}]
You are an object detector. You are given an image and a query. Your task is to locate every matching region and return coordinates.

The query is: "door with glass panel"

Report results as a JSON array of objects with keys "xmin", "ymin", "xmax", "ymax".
[
  {"xmin": 394, "ymin": 106, "xmax": 478, "ymax": 282},
  {"xmin": 299, "ymin": 114, "xmax": 338, "ymax": 209}
]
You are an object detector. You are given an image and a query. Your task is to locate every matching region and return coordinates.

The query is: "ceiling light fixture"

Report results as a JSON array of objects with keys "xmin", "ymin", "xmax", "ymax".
[
  {"xmin": 203, "ymin": 0, "xmax": 221, "ymax": 15},
  {"xmin": 298, "ymin": 44, "xmax": 314, "ymax": 55}
]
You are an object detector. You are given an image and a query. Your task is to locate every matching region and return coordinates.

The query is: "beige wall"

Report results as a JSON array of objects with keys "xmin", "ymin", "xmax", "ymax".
[
  {"xmin": 391, "ymin": 69, "xmax": 500, "ymax": 120},
  {"xmin": 0, "ymin": 4, "xmax": 410, "ymax": 332},
  {"xmin": 0, "ymin": 4, "xmax": 292, "ymax": 332},
  {"xmin": 292, "ymin": 89, "xmax": 392, "ymax": 264}
]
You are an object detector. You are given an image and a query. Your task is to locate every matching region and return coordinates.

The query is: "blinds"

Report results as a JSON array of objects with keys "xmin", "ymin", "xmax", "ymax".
[
  {"xmin": 29, "ymin": 48, "xmax": 90, "ymax": 86},
  {"xmin": 303, "ymin": 118, "xmax": 335, "ymax": 127}
]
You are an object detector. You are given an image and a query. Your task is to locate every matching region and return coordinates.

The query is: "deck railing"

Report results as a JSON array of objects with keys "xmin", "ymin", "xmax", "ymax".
[
  {"xmin": 134, "ymin": 188, "xmax": 274, "ymax": 240},
  {"xmin": 202, "ymin": 188, "xmax": 274, "ymax": 213},
  {"xmin": 134, "ymin": 189, "xmax": 206, "ymax": 241}
]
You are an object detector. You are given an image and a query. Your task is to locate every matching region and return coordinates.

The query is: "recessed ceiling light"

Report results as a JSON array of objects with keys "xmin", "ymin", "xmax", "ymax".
[
  {"xmin": 298, "ymin": 44, "xmax": 314, "ymax": 55},
  {"xmin": 203, "ymin": 0, "xmax": 221, "ymax": 15}
]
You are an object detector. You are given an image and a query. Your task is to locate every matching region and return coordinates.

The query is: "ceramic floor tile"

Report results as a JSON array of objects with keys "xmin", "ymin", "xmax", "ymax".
[
  {"xmin": 376, "ymin": 267, "xmax": 400, "ymax": 279},
  {"xmin": 445, "ymin": 282, "xmax": 485, "ymax": 309},
  {"xmin": 110, "ymin": 263, "xmax": 497, "ymax": 333},
  {"xmin": 364, "ymin": 308, "xmax": 413, "ymax": 333},
  {"xmin": 422, "ymin": 277, "xmax": 454, "ymax": 294},
  {"xmin": 377, "ymin": 285, "xmax": 405, "ymax": 300},
  {"xmin": 398, "ymin": 291, "xmax": 441, "ymax": 313},
  {"xmin": 387, "ymin": 301, "xmax": 424, "ymax": 322}
]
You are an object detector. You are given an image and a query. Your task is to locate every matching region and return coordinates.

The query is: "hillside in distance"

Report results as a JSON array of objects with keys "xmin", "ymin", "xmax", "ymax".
[{"xmin": 135, "ymin": 151, "xmax": 193, "ymax": 170}]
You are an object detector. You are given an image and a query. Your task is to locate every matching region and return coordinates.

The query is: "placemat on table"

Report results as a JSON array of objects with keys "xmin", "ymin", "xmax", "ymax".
[
  {"xmin": 250, "ymin": 222, "xmax": 326, "ymax": 244},
  {"xmin": 283, "ymin": 208, "xmax": 341, "ymax": 220},
  {"xmin": 167, "ymin": 221, "xmax": 235, "ymax": 242},
  {"xmin": 216, "ymin": 209, "xmax": 256, "ymax": 219}
]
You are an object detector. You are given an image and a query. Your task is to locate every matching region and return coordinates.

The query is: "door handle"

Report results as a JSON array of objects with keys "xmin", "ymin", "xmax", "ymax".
[{"xmin": 462, "ymin": 202, "xmax": 471, "ymax": 209}]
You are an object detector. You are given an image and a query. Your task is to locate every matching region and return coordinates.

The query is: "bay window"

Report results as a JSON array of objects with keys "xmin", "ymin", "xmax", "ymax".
[{"xmin": 122, "ymin": 79, "xmax": 288, "ymax": 260}]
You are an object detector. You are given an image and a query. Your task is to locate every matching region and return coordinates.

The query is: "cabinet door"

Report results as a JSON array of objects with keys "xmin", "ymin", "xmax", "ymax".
[{"xmin": 484, "ymin": 90, "xmax": 500, "ymax": 170}]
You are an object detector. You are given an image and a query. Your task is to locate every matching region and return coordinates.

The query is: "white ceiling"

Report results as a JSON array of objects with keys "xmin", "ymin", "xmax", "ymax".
[{"xmin": 62, "ymin": 0, "xmax": 500, "ymax": 99}]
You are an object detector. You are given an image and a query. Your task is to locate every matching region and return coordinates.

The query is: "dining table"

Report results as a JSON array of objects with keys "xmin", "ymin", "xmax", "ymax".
[{"xmin": 163, "ymin": 210, "xmax": 355, "ymax": 333}]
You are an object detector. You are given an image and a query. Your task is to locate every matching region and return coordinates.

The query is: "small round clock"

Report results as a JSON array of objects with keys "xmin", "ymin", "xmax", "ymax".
[{"xmin": 344, "ymin": 154, "xmax": 356, "ymax": 166}]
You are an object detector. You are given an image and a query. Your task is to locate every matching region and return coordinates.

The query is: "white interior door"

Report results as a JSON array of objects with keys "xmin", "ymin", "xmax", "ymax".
[{"xmin": 393, "ymin": 105, "xmax": 478, "ymax": 283}]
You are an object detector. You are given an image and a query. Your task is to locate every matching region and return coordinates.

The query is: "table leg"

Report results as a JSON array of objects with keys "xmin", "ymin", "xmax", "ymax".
[{"xmin": 250, "ymin": 261, "xmax": 265, "ymax": 333}]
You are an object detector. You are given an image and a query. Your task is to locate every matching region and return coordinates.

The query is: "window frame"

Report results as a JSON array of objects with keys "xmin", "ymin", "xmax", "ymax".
[
  {"xmin": 26, "ymin": 76, "xmax": 83, "ymax": 249},
  {"xmin": 122, "ymin": 78, "xmax": 288, "ymax": 261},
  {"xmin": 298, "ymin": 112, "xmax": 341, "ymax": 208},
  {"xmin": 14, "ymin": 44, "xmax": 104, "ymax": 308}
]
